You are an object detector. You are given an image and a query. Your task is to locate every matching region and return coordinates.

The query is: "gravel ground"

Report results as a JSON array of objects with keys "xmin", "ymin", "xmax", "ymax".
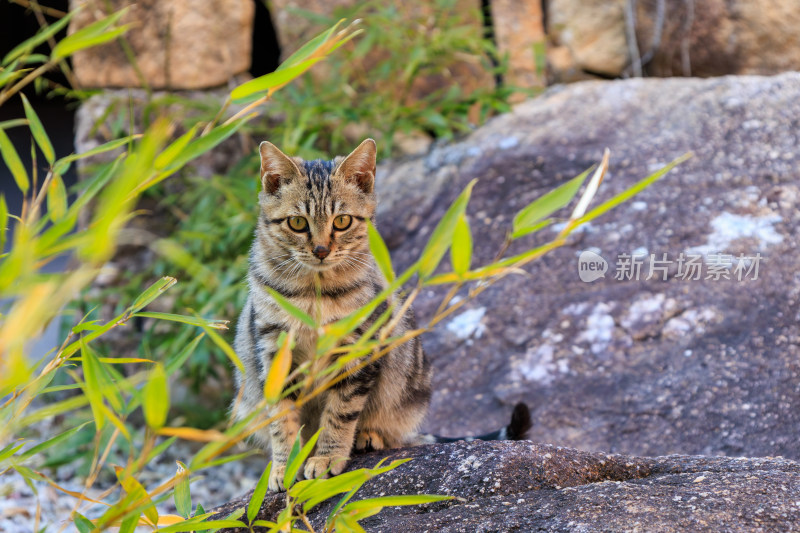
[{"xmin": 0, "ymin": 434, "xmax": 266, "ymax": 532}]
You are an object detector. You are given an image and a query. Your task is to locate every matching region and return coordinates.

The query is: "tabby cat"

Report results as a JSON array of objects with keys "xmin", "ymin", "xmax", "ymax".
[{"xmin": 232, "ymin": 139, "xmax": 531, "ymax": 492}]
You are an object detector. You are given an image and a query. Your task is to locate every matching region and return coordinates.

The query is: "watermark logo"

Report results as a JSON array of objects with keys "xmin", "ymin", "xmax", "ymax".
[
  {"xmin": 577, "ymin": 250, "xmax": 763, "ymax": 282},
  {"xmin": 577, "ymin": 250, "xmax": 609, "ymax": 282}
]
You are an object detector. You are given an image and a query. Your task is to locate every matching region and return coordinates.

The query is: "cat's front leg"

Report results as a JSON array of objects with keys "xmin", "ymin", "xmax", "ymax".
[
  {"xmin": 267, "ymin": 398, "xmax": 301, "ymax": 491},
  {"xmin": 303, "ymin": 361, "xmax": 378, "ymax": 480}
]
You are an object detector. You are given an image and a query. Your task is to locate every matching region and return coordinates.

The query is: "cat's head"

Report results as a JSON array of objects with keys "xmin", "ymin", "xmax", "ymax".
[{"xmin": 256, "ymin": 139, "xmax": 377, "ymax": 272}]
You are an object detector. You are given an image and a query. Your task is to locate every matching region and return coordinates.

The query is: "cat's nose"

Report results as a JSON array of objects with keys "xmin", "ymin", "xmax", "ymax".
[{"xmin": 312, "ymin": 245, "xmax": 330, "ymax": 260}]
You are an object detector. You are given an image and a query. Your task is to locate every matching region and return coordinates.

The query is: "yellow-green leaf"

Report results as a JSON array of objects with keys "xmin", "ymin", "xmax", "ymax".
[
  {"xmin": 174, "ymin": 461, "xmax": 192, "ymax": 519},
  {"xmin": 47, "ymin": 174, "xmax": 68, "ymax": 221},
  {"xmin": 142, "ymin": 363, "xmax": 169, "ymax": 430},
  {"xmin": 51, "ymin": 9, "xmax": 130, "ymax": 60},
  {"xmin": 264, "ymin": 330, "xmax": 294, "ymax": 403},
  {"xmin": 419, "ymin": 179, "xmax": 476, "ymax": 279},
  {"xmin": 161, "ymin": 119, "xmax": 246, "ymax": 172},
  {"xmin": 284, "ymin": 429, "xmax": 320, "ymax": 490},
  {"xmin": 0, "ymin": 128, "xmax": 28, "ymax": 194},
  {"xmin": 247, "ymin": 462, "xmax": 271, "ymax": 523},
  {"xmin": 511, "ymin": 167, "xmax": 592, "ymax": 239},
  {"xmin": 450, "ymin": 214, "xmax": 472, "ymax": 275},
  {"xmin": 114, "ymin": 466, "xmax": 158, "ymax": 526},
  {"xmin": 263, "ymin": 287, "xmax": 316, "ymax": 328},
  {"xmin": 231, "ymin": 58, "xmax": 322, "ymax": 101},
  {"xmin": 3, "ymin": 9, "xmax": 76, "ymax": 65},
  {"xmin": 367, "ymin": 220, "xmax": 393, "ymax": 283},
  {"xmin": 0, "ymin": 194, "xmax": 8, "ymax": 252},
  {"xmin": 80, "ymin": 340, "xmax": 105, "ymax": 431},
  {"xmin": 20, "ymin": 93, "xmax": 54, "ymax": 163},
  {"xmin": 154, "ymin": 125, "xmax": 198, "ymax": 170},
  {"xmin": 129, "ymin": 277, "xmax": 177, "ymax": 314}
]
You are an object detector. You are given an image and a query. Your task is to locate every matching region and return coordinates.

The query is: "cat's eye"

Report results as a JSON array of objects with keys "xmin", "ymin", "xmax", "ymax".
[
  {"xmin": 333, "ymin": 214, "xmax": 352, "ymax": 231},
  {"xmin": 288, "ymin": 216, "xmax": 308, "ymax": 232}
]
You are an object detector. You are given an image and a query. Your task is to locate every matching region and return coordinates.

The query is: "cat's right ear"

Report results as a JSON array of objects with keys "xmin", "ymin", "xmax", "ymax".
[{"xmin": 259, "ymin": 141, "xmax": 302, "ymax": 194}]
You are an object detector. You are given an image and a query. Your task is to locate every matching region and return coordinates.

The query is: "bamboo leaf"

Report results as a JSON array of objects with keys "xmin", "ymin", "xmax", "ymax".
[
  {"xmin": 51, "ymin": 9, "xmax": 130, "ymax": 59},
  {"xmin": 142, "ymin": 363, "xmax": 169, "ymax": 430},
  {"xmin": 154, "ymin": 125, "xmax": 198, "ymax": 170},
  {"xmin": 511, "ymin": 167, "xmax": 592, "ymax": 239},
  {"xmin": 129, "ymin": 277, "xmax": 177, "ymax": 314},
  {"xmin": 231, "ymin": 58, "xmax": 322, "ymax": 101},
  {"xmin": 3, "ymin": 10, "xmax": 77, "ymax": 65},
  {"xmin": 20, "ymin": 93, "xmax": 54, "ymax": 163},
  {"xmin": 53, "ymin": 136, "xmax": 134, "ymax": 176},
  {"xmin": 280, "ymin": 19, "xmax": 343, "ymax": 70},
  {"xmin": 450, "ymin": 214, "xmax": 472, "ymax": 275},
  {"xmin": 114, "ymin": 465, "xmax": 158, "ymax": 526},
  {"xmin": 0, "ymin": 194, "xmax": 8, "ymax": 252},
  {"xmin": 284, "ymin": 429, "xmax": 320, "ymax": 490},
  {"xmin": 264, "ymin": 330, "xmax": 294, "ymax": 404},
  {"xmin": 80, "ymin": 339, "xmax": 105, "ymax": 431},
  {"xmin": 133, "ymin": 311, "xmax": 228, "ymax": 330},
  {"xmin": 156, "ymin": 427, "xmax": 225, "ymax": 442},
  {"xmin": 157, "ymin": 519, "xmax": 247, "ymax": 532},
  {"xmin": 0, "ymin": 128, "xmax": 29, "ymax": 194},
  {"xmin": 342, "ymin": 494, "xmax": 452, "ymax": 513},
  {"xmin": 18, "ymin": 422, "xmax": 91, "ymax": 460},
  {"xmin": 73, "ymin": 512, "xmax": 95, "ymax": 533},
  {"xmin": 162, "ymin": 119, "xmax": 246, "ymax": 172},
  {"xmin": 577, "ymin": 153, "xmax": 692, "ymax": 225},
  {"xmin": 174, "ymin": 462, "xmax": 192, "ymax": 519},
  {"xmin": 47, "ymin": 173, "xmax": 68, "ymax": 221},
  {"xmin": 263, "ymin": 286, "xmax": 316, "ymax": 328},
  {"xmin": 367, "ymin": 220, "xmax": 393, "ymax": 283},
  {"xmin": 419, "ymin": 179, "xmax": 476, "ymax": 279},
  {"xmin": 247, "ymin": 462, "xmax": 272, "ymax": 523}
]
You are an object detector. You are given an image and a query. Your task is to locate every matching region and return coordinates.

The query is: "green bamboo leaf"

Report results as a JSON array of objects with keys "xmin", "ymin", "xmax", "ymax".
[
  {"xmin": 114, "ymin": 465, "xmax": 158, "ymax": 526},
  {"xmin": 142, "ymin": 363, "xmax": 169, "ymax": 430},
  {"xmin": 119, "ymin": 515, "xmax": 138, "ymax": 533},
  {"xmin": 419, "ymin": 179, "xmax": 477, "ymax": 279},
  {"xmin": 157, "ymin": 519, "xmax": 247, "ymax": 532},
  {"xmin": 80, "ymin": 340, "xmax": 105, "ymax": 431},
  {"xmin": 53, "ymin": 136, "xmax": 133, "ymax": 176},
  {"xmin": 0, "ymin": 194, "xmax": 8, "ymax": 252},
  {"xmin": 133, "ymin": 312, "xmax": 228, "ymax": 330},
  {"xmin": 263, "ymin": 286, "xmax": 316, "ymax": 328},
  {"xmin": 174, "ymin": 461, "xmax": 192, "ymax": 519},
  {"xmin": 367, "ymin": 220, "xmax": 393, "ymax": 283},
  {"xmin": 284, "ymin": 429, "xmax": 321, "ymax": 490},
  {"xmin": 200, "ymin": 322, "xmax": 244, "ymax": 373},
  {"xmin": 47, "ymin": 174, "xmax": 68, "ymax": 221},
  {"xmin": 231, "ymin": 58, "xmax": 322, "ymax": 101},
  {"xmin": 51, "ymin": 9, "xmax": 130, "ymax": 60},
  {"xmin": 264, "ymin": 330, "xmax": 294, "ymax": 403},
  {"xmin": 0, "ymin": 117, "xmax": 28, "ymax": 131},
  {"xmin": 0, "ymin": 442, "xmax": 25, "ymax": 464},
  {"xmin": 129, "ymin": 277, "xmax": 177, "ymax": 314},
  {"xmin": 335, "ymin": 513, "xmax": 367, "ymax": 533},
  {"xmin": 154, "ymin": 125, "xmax": 198, "ymax": 169},
  {"xmin": 577, "ymin": 153, "xmax": 691, "ymax": 225},
  {"xmin": 73, "ymin": 512, "xmax": 95, "ymax": 533},
  {"xmin": 3, "ymin": 10, "xmax": 77, "ymax": 65},
  {"xmin": 343, "ymin": 494, "xmax": 452, "ymax": 513},
  {"xmin": 18, "ymin": 422, "xmax": 91, "ymax": 460},
  {"xmin": 162, "ymin": 119, "xmax": 246, "ymax": 172},
  {"xmin": 165, "ymin": 333, "xmax": 205, "ymax": 377},
  {"xmin": 20, "ymin": 93, "xmax": 54, "ymax": 164},
  {"xmin": 247, "ymin": 461, "xmax": 272, "ymax": 523},
  {"xmin": 279, "ymin": 19, "xmax": 344, "ymax": 71},
  {"xmin": 511, "ymin": 167, "xmax": 592, "ymax": 239},
  {"xmin": 0, "ymin": 128, "xmax": 29, "ymax": 194},
  {"xmin": 450, "ymin": 214, "xmax": 472, "ymax": 275},
  {"xmin": 0, "ymin": 62, "xmax": 25, "ymax": 88}
]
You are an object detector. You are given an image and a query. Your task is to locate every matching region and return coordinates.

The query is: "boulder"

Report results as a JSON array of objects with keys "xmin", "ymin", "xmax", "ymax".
[
  {"xmin": 212, "ymin": 440, "xmax": 800, "ymax": 531},
  {"xmin": 68, "ymin": 0, "xmax": 254, "ymax": 89},
  {"xmin": 545, "ymin": 0, "xmax": 800, "ymax": 80},
  {"xmin": 374, "ymin": 72, "xmax": 800, "ymax": 463},
  {"xmin": 490, "ymin": 0, "xmax": 547, "ymax": 92}
]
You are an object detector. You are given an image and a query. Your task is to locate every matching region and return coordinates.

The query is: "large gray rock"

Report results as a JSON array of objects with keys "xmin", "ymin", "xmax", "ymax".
[
  {"xmin": 375, "ymin": 73, "xmax": 800, "ymax": 461},
  {"xmin": 213, "ymin": 441, "xmax": 800, "ymax": 531}
]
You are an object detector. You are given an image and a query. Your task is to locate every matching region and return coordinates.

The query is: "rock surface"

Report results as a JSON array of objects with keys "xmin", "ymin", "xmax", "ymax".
[
  {"xmin": 375, "ymin": 72, "xmax": 800, "ymax": 463},
  {"xmin": 68, "ymin": 0, "xmax": 254, "ymax": 89},
  {"xmin": 545, "ymin": 0, "xmax": 800, "ymax": 80},
  {"xmin": 213, "ymin": 440, "xmax": 800, "ymax": 531}
]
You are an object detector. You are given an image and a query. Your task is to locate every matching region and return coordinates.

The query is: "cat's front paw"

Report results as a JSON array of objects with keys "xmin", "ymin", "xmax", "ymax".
[
  {"xmin": 303, "ymin": 455, "xmax": 348, "ymax": 480},
  {"xmin": 268, "ymin": 463, "xmax": 287, "ymax": 492}
]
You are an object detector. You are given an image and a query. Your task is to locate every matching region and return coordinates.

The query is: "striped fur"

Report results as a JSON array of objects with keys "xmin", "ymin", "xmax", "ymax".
[
  {"xmin": 232, "ymin": 139, "xmax": 432, "ymax": 491},
  {"xmin": 232, "ymin": 139, "xmax": 531, "ymax": 493}
]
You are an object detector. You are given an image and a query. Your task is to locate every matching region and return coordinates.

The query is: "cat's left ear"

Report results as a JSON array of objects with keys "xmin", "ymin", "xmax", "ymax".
[{"xmin": 335, "ymin": 138, "xmax": 377, "ymax": 194}]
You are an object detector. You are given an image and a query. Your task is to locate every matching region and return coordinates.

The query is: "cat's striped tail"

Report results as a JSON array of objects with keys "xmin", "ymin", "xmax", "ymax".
[{"xmin": 425, "ymin": 403, "xmax": 532, "ymax": 444}]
